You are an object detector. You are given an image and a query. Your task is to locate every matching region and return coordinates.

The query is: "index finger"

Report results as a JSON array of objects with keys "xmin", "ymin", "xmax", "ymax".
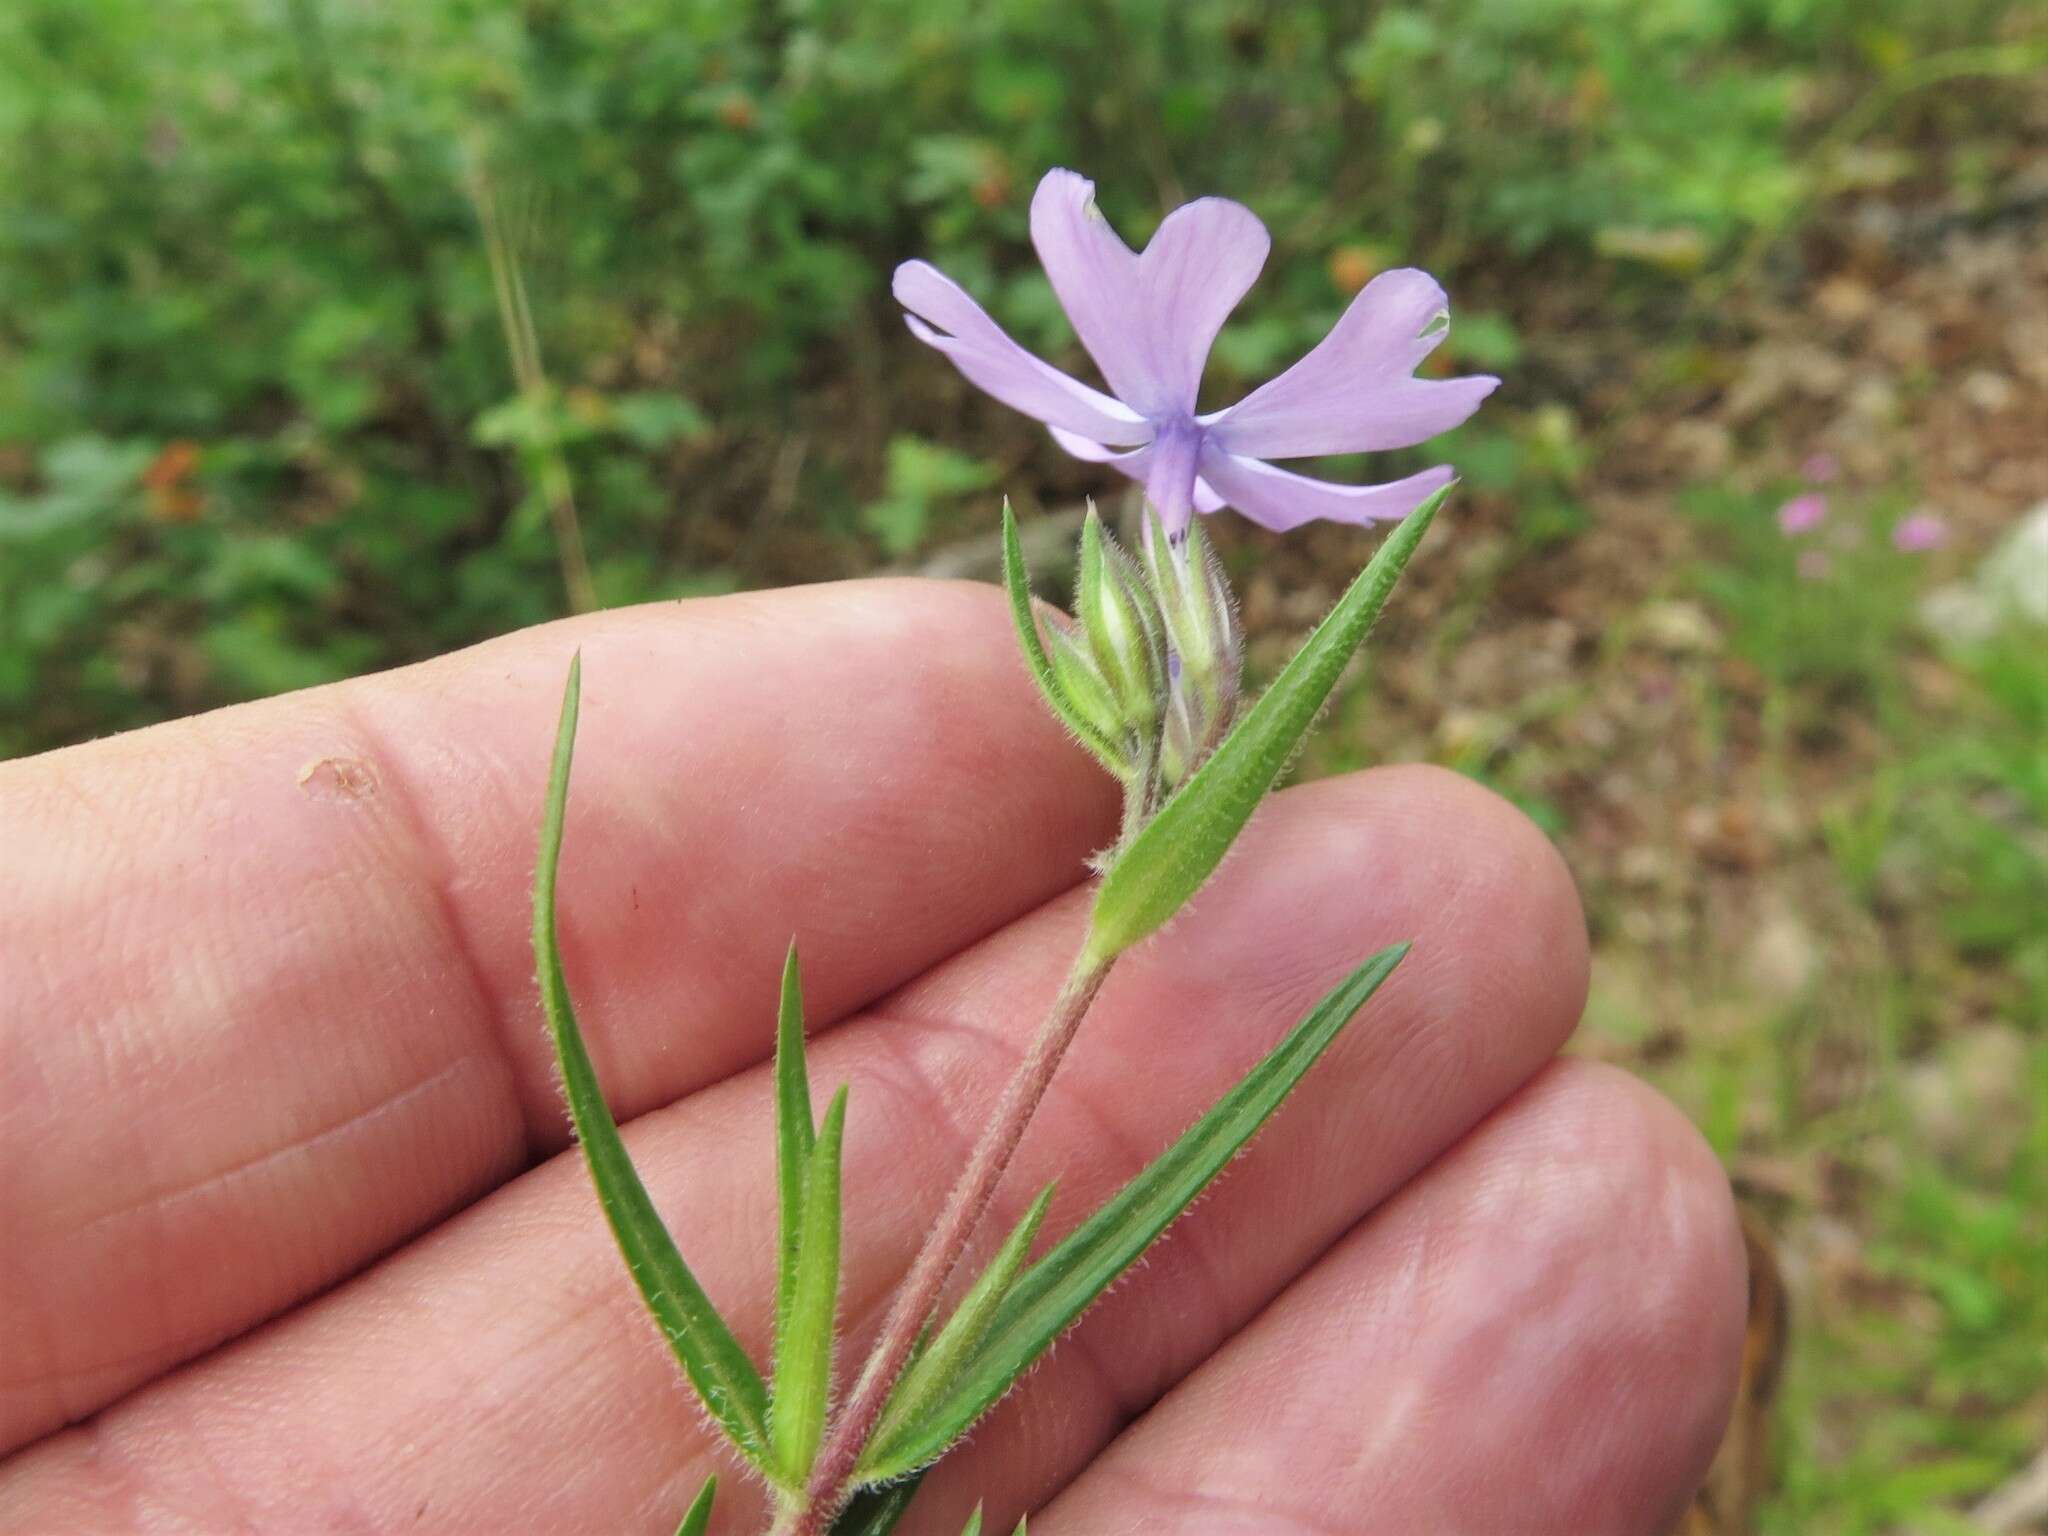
[{"xmin": 0, "ymin": 579, "xmax": 1116, "ymax": 1452}]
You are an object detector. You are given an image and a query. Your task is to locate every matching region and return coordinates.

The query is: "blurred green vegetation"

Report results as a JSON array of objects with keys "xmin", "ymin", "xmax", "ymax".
[
  {"xmin": 3, "ymin": 2, "xmax": 2045, "ymax": 1531},
  {"xmin": 0, "ymin": 0, "xmax": 2027, "ymax": 750}
]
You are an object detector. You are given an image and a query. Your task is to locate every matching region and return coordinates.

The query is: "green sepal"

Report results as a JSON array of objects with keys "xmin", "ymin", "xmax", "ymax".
[
  {"xmin": 1000, "ymin": 501, "xmax": 1126, "ymax": 770},
  {"xmin": 1086, "ymin": 488, "xmax": 1447, "ymax": 962},
  {"xmin": 857, "ymin": 943, "xmax": 1408, "ymax": 1480},
  {"xmin": 534, "ymin": 655, "xmax": 774, "ymax": 1467},
  {"xmin": 829, "ymin": 1476, "xmax": 926, "ymax": 1536},
  {"xmin": 774, "ymin": 941, "xmax": 817, "ymax": 1369},
  {"xmin": 1076, "ymin": 506, "xmax": 1164, "ymax": 727},
  {"xmin": 958, "ymin": 1506, "xmax": 984, "ymax": 1536},
  {"xmin": 858, "ymin": 1183, "xmax": 1057, "ymax": 1478},
  {"xmin": 673, "ymin": 1475, "xmax": 717, "ymax": 1536},
  {"xmin": 771, "ymin": 1084, "xmax": 850, "ymax": 1485},
  {"xmin": 1043, "ymin": 623, "xmax": 1128, "ymax": 754}
]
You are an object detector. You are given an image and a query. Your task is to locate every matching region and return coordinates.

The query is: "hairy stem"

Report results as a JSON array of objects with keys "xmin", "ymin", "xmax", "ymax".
[{"xmin": 788, "ymin": 951, "xmax": 1114, "ymax": 1534}]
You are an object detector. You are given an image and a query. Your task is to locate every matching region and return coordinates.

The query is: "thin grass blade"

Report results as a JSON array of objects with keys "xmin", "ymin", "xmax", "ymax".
[
  {"xmin": 1087, "ymin": 489, "xmax": 1447, "ymax": 962},
  {"xmin": 771, "ymin": 1085, "xmax": 850, "ymax": 1484},
  {"xmin": 535, "ymin": 656, "xmax": 772, "ymax": 1466},
  {"xmin": 774, "ymin": 941, "xmax": 817, "ymax": 1363},
  {"xmin": 857, "ymin": 943, "xmax": 1409, "ymax": 1479}
]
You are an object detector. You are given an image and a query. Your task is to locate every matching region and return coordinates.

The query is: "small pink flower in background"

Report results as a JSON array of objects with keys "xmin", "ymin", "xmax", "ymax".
[
  {"xmin": 1798, "ymin": 550, "xmax": 1832, "ymax": 581},
  {"xmin": 1800, "ymin": 452, "xmax": 1840, "ymax": 484},
  {"xmin": 1778, "ymin": 492, "xmax": 1827, "ymax": 535},
  {"xmin": 1892, "ymin": 512, "xmax": 1949, "ymax": 553}
]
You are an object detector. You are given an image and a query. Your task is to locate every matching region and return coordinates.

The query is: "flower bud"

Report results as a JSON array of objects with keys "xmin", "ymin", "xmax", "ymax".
[
  {"xmin": 1141, "ymin": 511, "xmax": 1242, "ymax": 788},
  {"xmin": 1076, "ymin": 505, "xmax": 1167, "ymax": 735},
  {"xmin": 1040, "ymin": 612, "xmax": 1129, "ymax": 763}
]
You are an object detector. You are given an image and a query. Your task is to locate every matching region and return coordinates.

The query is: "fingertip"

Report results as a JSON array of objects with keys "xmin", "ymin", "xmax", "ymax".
[
  {"xmin": 1238, "ymin": 762, "xmax": 1589, "ymax": 1059},
  {"xmin": 1484, "ymin": 1060, "xmax": 1749, "ymax": 1527}
]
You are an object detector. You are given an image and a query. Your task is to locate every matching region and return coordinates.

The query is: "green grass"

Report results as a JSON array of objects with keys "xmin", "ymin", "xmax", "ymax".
[{"xmin": 1629, "ymin": 489, "xmax": 2046, "ymax": 1533}]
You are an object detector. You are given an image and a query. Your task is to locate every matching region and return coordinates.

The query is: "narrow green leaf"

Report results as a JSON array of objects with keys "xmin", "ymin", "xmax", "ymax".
[
  {"xmin": 774, "ymin": 941, "xmax": 817, "ymax": 1367},
  {"xmin": 1001, "ymin": 501, "xmax": 1124, "ymax": 768},
  {"xmin": 535, "ymin": 656, "xmax": 773, "ymax": 1467},
  {"xmin": 829, "ymin": 1477, "xmax": 926, "ymax": 1536},
  {"xmin": 959, "ymin": 1506, "xmax": 985, "ymax": 1536},
  {"xmin": 1086, "ymin": 489, "xmax": 1448, "ymax": 962},
  {"xmin": 859, "ymin": 1183, "xmax": 1057, "ymax": 1477},
  {"xmin": 673, "ymin": 1475, "xmax": 717, "ymax": 1536},
  {"xmin": 859, "ymin": 944, "xmax": 1409, "ymax": 1479},
  {"xmin": 771, "ymin": 1085, "xmax": 850, "ymax": 1484}
]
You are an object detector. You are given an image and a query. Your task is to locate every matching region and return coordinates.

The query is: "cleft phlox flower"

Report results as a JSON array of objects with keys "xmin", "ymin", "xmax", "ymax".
[{"xmin": 893, "ymin": 168, "xmax": 1498, "ymax": 538}]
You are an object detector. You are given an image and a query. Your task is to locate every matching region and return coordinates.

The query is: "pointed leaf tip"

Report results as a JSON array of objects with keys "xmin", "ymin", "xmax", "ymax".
[
  {"xmin": 673, "ymin": 1475, "xmax": 717, "ymax": 1536},
  {"xmin": 533, "ymin": 662, "xmax": 773, "ymax": 1467},
  {"xmin": 1087, "ymin": 488, "xmax": 1447, "ymax": 961}
]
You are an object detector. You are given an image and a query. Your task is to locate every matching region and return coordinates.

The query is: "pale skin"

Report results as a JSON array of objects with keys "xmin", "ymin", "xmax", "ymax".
[{"xmin": 0, "ymin": 580, "xmax": 1747, "ymax": 1533}]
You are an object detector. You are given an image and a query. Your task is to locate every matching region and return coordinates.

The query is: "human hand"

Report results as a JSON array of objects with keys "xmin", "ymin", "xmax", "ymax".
[{"xmin": 0, "ymin": 581, "xmax": 1745, "ymax": 1533}]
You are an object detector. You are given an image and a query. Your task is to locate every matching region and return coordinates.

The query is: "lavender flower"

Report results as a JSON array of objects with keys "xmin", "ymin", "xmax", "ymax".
[{"xmin": 893, "ymin": 169, "xmax": 1497, "ymax": 537}]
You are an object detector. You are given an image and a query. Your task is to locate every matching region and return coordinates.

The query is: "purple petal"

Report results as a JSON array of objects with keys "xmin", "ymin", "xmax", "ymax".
[
  {"xmin": 893, "ymin": 260, "xmax": 1150, "ymax": 446},
  {"xmin": 1030, "ymin": 169, "xmax": 1268, "ymax": 421},
  {"xmin": 1197, "ymin": 445, "xmax": 1453, "ymax": 532},
  {"xmin": 1206, "ymin": 268, "xmax": 1498, "ymax": 459},
  {"xmin": 1047, "ymin": 427, "xmax": 1226, "ymax": 521}
]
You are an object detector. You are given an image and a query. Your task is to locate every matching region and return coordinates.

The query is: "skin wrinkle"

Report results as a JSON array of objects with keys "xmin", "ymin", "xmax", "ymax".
[
  {"xmin": 9, "ymin": 1051, "xmax": 508, "ymax": 1427},
  {"xmin": 328, "ymin": 685, "xmax": 553, "ymax": 1157},
  {"xmin": 1091, "ymin": 1462, "xmax": 1355, "ymax": 1536},
  {"xmin": 327, "ymin": 684, "xmax": 606, "ymax": 1163},
  {"xmin": 59, "ymin": 1055, "xmax": 490, "ymax": 1250}
]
